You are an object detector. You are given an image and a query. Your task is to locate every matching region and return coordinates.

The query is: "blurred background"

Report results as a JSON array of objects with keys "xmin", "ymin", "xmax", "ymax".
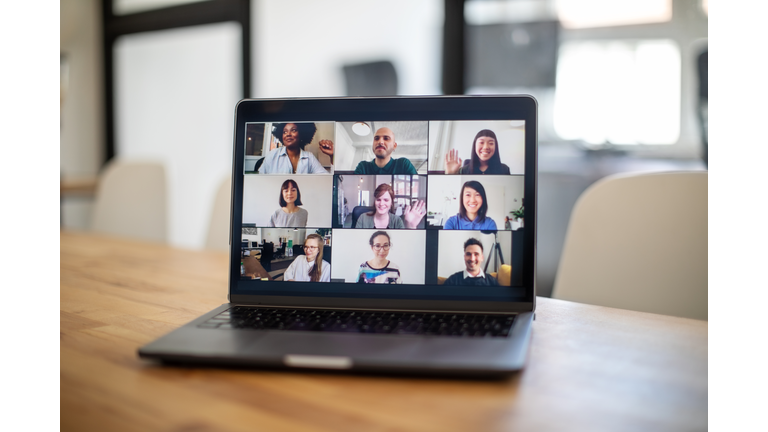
[{"xmin": 60, "ymin": 0, "xmax": 708, "ymax": 297}]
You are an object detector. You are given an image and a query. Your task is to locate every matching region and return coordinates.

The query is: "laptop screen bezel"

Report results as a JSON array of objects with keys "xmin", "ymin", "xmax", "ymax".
[{"xmin": 227, "ymin": 96, "xmax": 537, "ymax": 313}]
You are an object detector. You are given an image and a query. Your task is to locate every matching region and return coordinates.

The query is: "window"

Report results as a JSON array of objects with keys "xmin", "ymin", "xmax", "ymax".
[
  {"xmin": 556, "ymin": 0, "xmax": 672, "ymax": 28},
  {"xmin": 554, "ymin": 39, "xmax": 681, "ymax": 145}
]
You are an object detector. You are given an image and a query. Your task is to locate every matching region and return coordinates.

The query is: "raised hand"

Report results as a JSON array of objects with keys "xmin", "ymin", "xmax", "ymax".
[
  {"xmin": 403, "ymin": 200, "xmax": 426, "ymax": 229},
  {"xmin": 445, "ymin": 149, "xmax": 462, "ymax": 174},
  {"xmin": 319, "ymin": 139, "xmax": 334, "ymax": 157}
]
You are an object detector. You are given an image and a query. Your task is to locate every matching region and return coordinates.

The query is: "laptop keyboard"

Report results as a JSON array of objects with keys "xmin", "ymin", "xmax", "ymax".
[{"xmin": 198, "ymin": 306, "xmax": 515, "ymax": 338}]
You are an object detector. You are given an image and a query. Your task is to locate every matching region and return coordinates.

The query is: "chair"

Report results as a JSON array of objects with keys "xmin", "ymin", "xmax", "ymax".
[
  {"xmin": 91, "ymin": 160, "xmax": 167, "ymax": 243},
  {"xmin": 259, "ymin": 242, "xmax": 274, "ymax": 272},
  {"xmin": 252, "ymin": 157, "xmax": 265, "ymax": 173},
  {"xmin": 342, "ymin": 60, "xmax": 398, "ymax": 96},
  {"xmin": 552, "ymin": 171, "xmax": 707, "ymax": 320},
  {"xmin": 204, "ymin": 175, "xmax": 232, "ymax": 251},
  {"xmin": 350, "ymin": 206, "xmax": 375, "ymax": 229},
  {"xmin": 274, "ymin": 244, "xmax": 286, "ymax": 260}
]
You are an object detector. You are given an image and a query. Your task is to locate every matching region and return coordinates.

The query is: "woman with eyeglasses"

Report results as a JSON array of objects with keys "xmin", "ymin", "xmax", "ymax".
[
  {"xmin": 269, "ymin": 179, "xmax": 308, "ymax": 227},
  {"xmin": 443, "ymin": 180, "xmax": 498, "ymax": 230},
  {"xmin": 284, "ymin": 234, "xmax": 330, "ymax": 282},
  {"xmin": 356, "ymin": 231, "xmax": 402, "ymax": 284}
]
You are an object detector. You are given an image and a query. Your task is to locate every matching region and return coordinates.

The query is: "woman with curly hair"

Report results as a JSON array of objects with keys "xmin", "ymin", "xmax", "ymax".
[{"xmin": 258, "ymin": 122, "xmax": 334, "ymax": 174}]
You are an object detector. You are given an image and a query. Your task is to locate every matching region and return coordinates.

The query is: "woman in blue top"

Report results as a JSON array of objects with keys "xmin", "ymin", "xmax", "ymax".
[{"xmin": 443, "ymin": 180, "xmax": 498, "ymax": 230}]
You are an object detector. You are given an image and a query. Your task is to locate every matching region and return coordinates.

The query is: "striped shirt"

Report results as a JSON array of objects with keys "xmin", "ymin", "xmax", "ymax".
[{"xmin": 356, "ymin": 261, "xmax": 402, "ymax": 284}]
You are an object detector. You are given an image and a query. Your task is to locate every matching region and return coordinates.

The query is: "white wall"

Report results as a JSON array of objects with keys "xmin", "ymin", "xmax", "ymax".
[
  {"xmin": 338, "ymin": 174, "xmax": 375, "ymax": 209},
  {"xmin": 437, "ymin": 230, "xmax": 512, "ymax": 277},
  {"xmin": 333, "ymin": 121, "xmax": 430, "ymax": 172},
  {"xmin": 60, "ymin": 0, "xmax": 103, "ymax": 230},
  {"xmin": 427, "ymin": 175, "xmax": 524, "ymax": 227},
  {"xmin": 253, "ymin": 0, "xmax": 443, "ymax": 97},
  {"xmin": 331, "ymin": 229, "xmax": 426, "ymax": 284},
  {"xmin": 333, "ymin": 124, "xmax": 356, "ymax": 170},
  {"xmin": 428, "ymin": 121, "xmax": 526, "ymax": 173},
  {"xmin": 114, "ymin": 22, "xmax": 241, "ymax": 249},
  {"xmin": 242, "ymin": 175, "xmax": 333, "ymax": 227}
]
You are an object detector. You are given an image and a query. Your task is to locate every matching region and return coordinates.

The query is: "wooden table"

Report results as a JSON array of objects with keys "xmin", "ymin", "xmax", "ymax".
[{"xmin": 61, "ymin": 231, "xmax": 707, "ymax": 432}]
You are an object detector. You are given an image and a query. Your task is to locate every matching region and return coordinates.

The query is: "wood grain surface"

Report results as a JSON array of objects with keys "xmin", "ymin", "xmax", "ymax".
[{"xmin": 61, "ymin": 231, "xmax": 707, "ymax": 432}]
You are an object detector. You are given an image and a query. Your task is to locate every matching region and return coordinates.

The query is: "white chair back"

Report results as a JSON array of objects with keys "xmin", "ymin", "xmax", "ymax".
[
  {"xmin": 92, "ymin": 160, "xmax": 167, "ymax": 243},
  {"xmin": 205, "ymin": 175, "xmax": 232, "ymax": 251},
  {"xmin": 553, "ymin": 171, "xmax": 707, "ymax": 320}
]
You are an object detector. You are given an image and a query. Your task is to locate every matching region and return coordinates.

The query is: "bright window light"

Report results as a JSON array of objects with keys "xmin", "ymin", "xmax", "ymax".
[
  {"xmin": 113, "ymin": 0, "xmax": 209, "ymax": 15},
  {"xmin": 554, "ymin": 40, "xmax": 681, "ymax": 145},
  {"xmin": 556, "ymin": 0, "xmax": 671, "ymax": 28}
]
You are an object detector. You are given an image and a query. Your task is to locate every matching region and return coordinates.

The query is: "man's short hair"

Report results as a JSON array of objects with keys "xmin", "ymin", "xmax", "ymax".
[{"xmin": 464, "ymin": 237, "xmax": 483, "ymax": 252}]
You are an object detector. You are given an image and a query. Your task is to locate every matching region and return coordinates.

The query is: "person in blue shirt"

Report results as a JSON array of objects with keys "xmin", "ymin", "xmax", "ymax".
[
  {"xmin": 259, "ymin": 122, "xmax": 334, "ymax": 174},
  {"xmin": 353, "ymin": 127, "xmax": 417, "ymax": 175},
  {"xmin": 443, "ymin": 180, "xmax": 498, "ymax": 230}
]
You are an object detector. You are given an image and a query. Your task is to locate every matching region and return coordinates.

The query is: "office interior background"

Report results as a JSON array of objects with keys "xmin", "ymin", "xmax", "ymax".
[{"xmin": 60, "ymin": 0, "xmax": 708, "ymax": 297}]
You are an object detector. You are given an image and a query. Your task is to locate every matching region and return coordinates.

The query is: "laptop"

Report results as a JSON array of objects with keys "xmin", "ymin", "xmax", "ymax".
[{"xmin": 139, "ymin": 95, "xmax": 537, "ymax": 377}]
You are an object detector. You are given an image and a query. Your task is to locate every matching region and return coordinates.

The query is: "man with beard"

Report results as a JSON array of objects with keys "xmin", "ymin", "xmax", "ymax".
[
  {"xmin": 443, "ymin": 238, "xmax": 499, "ymax": 286},
  {"xmin": 353, "ymin": 127, "xmax": 418, "ymax": 174}
]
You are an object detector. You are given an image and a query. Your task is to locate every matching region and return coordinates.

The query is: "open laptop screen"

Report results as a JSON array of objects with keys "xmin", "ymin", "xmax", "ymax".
[{"xmin": 230, "ymin": 97, "xmax": 536, "ymax": 311}]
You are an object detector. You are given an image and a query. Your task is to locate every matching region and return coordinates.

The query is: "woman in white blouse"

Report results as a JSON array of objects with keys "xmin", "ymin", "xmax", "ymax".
[
  {"xmin": 284, "ymin": 234, "xmax": 330, "ymax": 282},
  {"xmin": 259, "ymin": 123, "xmax": 334, "ymax": 174}
]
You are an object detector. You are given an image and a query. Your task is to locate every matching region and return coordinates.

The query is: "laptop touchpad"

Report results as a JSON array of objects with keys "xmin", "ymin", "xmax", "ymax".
[{"xmin": 247, "ymin": 332, "xmax": 422, "ymax": 361}]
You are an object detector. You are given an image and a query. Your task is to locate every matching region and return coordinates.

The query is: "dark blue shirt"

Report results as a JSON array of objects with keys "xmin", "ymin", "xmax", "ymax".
[{"xmin": 354, "ymin": 158, "xmax": 417, "ymax": 175}]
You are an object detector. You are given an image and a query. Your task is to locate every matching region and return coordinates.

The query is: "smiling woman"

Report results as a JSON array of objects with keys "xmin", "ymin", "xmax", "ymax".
[
  {"xmin": 284, "ymin": 233, "xmax": 331, "ymax": 282},
  {"xmin": 354, "ymin": 183, "xmax": 425, "ymax": 229},
  {"xmin": 258, "ymin": 122, "xmax": 334, "ymax": 174},
  {"xmin": 445, "ymin": 129, "xmax": 511, "ymax": 175},
  {"xmin": 443, "ymin": 180, "xmax": 498, "ymax": 230},
  {"xmin": 270, "ymin": 179, "xmax": 308, "ymax": 227}
]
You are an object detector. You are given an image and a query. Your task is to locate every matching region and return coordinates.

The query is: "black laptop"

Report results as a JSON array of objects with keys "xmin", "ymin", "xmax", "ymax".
[{"xmin": 139, "ymin": 96, "xmax": 537, "ymax": 376}]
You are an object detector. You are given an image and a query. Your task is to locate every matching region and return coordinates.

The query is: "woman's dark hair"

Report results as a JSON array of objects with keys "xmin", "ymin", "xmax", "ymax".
[
  {"xmin": 468, "ymin": 129, "xmax": 502, "ymax": 173},
  {"xmin": 278, "ymin": 179, "xmax": 303, "ymax": 207},
  {"xmin": 304, "ymin": 233, "xmax": 324, "ymax": 282},
  {"xmin": 366, "ymin": 183, "xmax": 396, "ymax": 216},
  {"xmin": 459, "ymin": 180, "xmax": 488, "ymax": 222},
  {"xmin": 271, "ymin": 122, "xmax": 317, "ymax": 150},
  {"xmin": 369, "ymin": 231, "xmax": 391, "ymax": 246}
]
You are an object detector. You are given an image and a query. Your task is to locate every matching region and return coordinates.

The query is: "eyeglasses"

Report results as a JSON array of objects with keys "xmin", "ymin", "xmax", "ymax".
[
  {"xmin": 372, "ymin": 244, "xmax": 391, "ymax": 251},
  {"xmin": 303, "ymin": 246, "xmax": 318, "ymax": 251}
]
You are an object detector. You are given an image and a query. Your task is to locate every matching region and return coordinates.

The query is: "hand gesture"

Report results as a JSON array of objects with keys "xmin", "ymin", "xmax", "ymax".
[
  {"xmin": 403, "ymin": 200, "xmax": 426, "ymax": 229},
  {"xmin": 445, "ymin": 149, "xmax": 462, "ymax": 174},
  {"xmin": 319, "ymin": 139, "xmax": 334, "ymax": 157}
]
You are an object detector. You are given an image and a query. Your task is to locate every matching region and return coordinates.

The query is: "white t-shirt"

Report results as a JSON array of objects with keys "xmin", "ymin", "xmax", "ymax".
[{"xmin": 283, "ymin": 257, "xmax": 330, "ymax": 282}]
